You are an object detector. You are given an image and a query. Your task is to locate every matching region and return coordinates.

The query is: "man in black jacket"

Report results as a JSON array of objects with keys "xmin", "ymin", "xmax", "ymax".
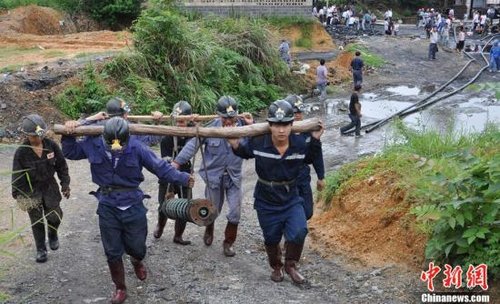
[
  {"xmin": 154, "ymin": 101, "xmax": 195, "ymax": 245},
  {"xmin": 12, "ymin": 114, "xmax": 71, "ymax": 263}
]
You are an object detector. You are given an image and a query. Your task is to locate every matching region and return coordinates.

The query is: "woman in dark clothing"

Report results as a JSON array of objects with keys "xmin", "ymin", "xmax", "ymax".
[
  {"xmin": 340, "ymin": 87, "xmax": 362, "ymax": 137},
  {"xmin": 11, "ymin": 114, "xmax": 71, "ymax": 263}
]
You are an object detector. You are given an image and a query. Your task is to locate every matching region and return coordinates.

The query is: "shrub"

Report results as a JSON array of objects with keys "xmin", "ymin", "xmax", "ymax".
[
  {"xmin": 320, "ymin": 123, "xmax": 500, "ymax": 279},
  {"xmin": 410, "ymin": 126, "xmax": 500, "ymax": 279},
  {"xmin": 55, "ymin": 64, "xmax": 112, "ymax": 118},
  {"xmin": 85, "ymin": 0, "xmax": 144, "ymax": 27}
]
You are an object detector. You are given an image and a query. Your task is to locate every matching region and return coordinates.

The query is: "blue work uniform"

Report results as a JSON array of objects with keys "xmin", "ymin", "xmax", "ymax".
[
  {"xmin": 232, "ymin": 133, "xmax": 322, "ymax": 245},
  {"xmin": 174, "ymin": 118, "xmax": 245, "ymax": 224},
  {"xmin": 61, "ymin": 135, "xmax": 190, "ymax": 262},
  {"xmin": 296, "ymin": 133, "xmax": 325, "ymax": 220},
  {"xmin": 350, "ymin": 57, "xmax": 364, "ymax": 86}
]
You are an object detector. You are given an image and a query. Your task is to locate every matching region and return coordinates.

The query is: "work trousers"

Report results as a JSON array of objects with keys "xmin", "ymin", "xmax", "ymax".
[
  {"xmin": 205, "ymin": 174, "xmax": 242, "ymax": 224},
  {"xmin": 255, "ymin": 197, "xmax": 308, "ymax": 245},
  {"xmin": 97, "ymin": 203, "xmax": 147, "ymax": 263}
]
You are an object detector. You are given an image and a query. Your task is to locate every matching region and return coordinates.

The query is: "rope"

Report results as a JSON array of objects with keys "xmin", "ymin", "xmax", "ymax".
[{"xmin": 196, "ymin": 125, "xmax": 215, "ymax": 205}]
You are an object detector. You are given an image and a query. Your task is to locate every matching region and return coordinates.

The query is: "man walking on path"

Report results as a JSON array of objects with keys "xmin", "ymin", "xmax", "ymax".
[
  {"xmin": 172, "ymin": 96, "xmax": 253, "ymax": 257},
  {"xmin": 316, "ymin": 59, "xmax": 329, "ymax": 101},
  {"xmin": 340, "ymin": 86, "xmax": 362, "ymax": 137},
  {"xmin": 12, "ymin": 114, "xmax": 71, "ymax": 263},
  {"xmin": 284, "ymin": 95, "xmax": 325, "ymax": 220},
  {"xmin": 350, "ymin": 51, "xmax": 364, "ymax": 88},
  {"xmin": 428, "ymin": 26, "xmax": 439, "ymax": 60},
  {"xmin": 62, "ymin": 117, "xmax": 194, "ymax": 304},
  {"xmin": 279, "ymin": 40, "xmax": 291, "ymax": 67},
  {"xmin": 228, "ymin": 100, "xmax": 324, "ymax": 284},
  {"xmin": 154, "ymin": 100, "xmax": 196, "ymax": 245}
]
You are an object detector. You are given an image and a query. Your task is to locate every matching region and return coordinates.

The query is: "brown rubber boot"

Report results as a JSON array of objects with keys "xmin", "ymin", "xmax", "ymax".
[
  {"xmin": 153, "ymin": 213, "xmax": 167, "ymax": 239},
  {"xmin": 265, "ymin": 244, "xmax": 284, "ymax": 282},
  {"xmin": 173, "ymin": 220, "xmax": 191, "ymax": 245},
  {"xmin": 222, "ymin": 222, "xmax": 238, "ymax": 257},
  {"xmin": 203, "ymin": 223, "xmax": 214, "ymax": 246},
  {"xmin": 284, "ymin": 242, "xmax": 305, "ymax": 284},
  {"xmin": 108, "ymin": 259, "xmax": 127, "ymax": 304},
  {"xmin": 130, "ymin": 256, "xmax": 147, "ymax": 281}
]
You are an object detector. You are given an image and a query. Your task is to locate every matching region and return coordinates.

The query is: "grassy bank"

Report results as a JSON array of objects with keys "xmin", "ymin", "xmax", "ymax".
[
  {"xmin": 319, "ymin": 123, "xmax": 500, "ymax": 278},
  {"xmin": 56, "ymin": 7, "xmax": 305, "ymax": 117},
  {"xmin": 345, "ymin": 43, "xmax": 385, "ymax": 68}
]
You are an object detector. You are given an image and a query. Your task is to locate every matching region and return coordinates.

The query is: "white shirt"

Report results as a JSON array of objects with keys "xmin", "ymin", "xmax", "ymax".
[
  {"xmin": 430, "ymin": 31, "xmax": 439, "ymax": 44},
  {"xmin": 458, "ymin": 31, "xmax": 465, "ymax": 42}
]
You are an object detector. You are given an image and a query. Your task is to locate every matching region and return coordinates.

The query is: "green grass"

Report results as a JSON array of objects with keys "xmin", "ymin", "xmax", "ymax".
[
  {"xmin": 295, "ymin": 37, "xmax": 312, "ymax": 48},
  {"xmin": 0, "ymin": 63, "xmax": 25, "ymax": 73},
  {"xmin": 0, "ymin": 0, "xmax": 59, "ymax": 9},
  {"xmin": 73, "ymin": 50, "xmax": 123, "ymax": 59},
  {"xmin": 42, "ymin": 50, "xmax": 65, "ymax": 59},
  {"xmin": 0, "ymin": 47, "xmax": 69, "ymax": 70},
  {"xmin": 0, "ymin": 46, "xmax": 39, "ymax": 58},
  {"xmin": 262, "ymin": 16, "xmax": 316, "ymax": 28},
  {"xmin": 345, "ymin": 43, "xmax": 385, "ymax": 68}
]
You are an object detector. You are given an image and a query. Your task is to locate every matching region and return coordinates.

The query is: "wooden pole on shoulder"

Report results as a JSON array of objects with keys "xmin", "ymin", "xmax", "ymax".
[
  {"xmin": 53, "ymin": 118, "xmax": 322, "ymax": 138},
  {"xmin": 126, "ymin": 114, "xmax": 219, "ymax": 123}
]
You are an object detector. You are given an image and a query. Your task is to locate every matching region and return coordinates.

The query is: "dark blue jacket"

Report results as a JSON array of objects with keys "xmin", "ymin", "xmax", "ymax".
[
  {"xmin": 62, "ymin": 135, "xmax": 190, "ymax": 207},
  {"xmin": 232, "ymin": 133, "xmax": 322, "ymax": 207},
  {"xmin": 297, "ymin": 132, "xmax": 325, "ymax": 185},
  {"xmin": 351, "ymin": 57, "xmax": 364, "ymax": 71}
]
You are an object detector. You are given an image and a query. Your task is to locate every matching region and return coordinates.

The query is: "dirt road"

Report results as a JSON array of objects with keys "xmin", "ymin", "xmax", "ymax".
[
  {"xmin": 0, "ymin": 144, "xmax": 420, "ymax": 304},
  {"xmin": 1, "ymin": 13, "xmax": 499, "ymax": 303}
]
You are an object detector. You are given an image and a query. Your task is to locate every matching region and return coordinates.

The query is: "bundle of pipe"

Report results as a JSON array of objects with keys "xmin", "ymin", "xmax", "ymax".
[{"xmin": 160, "ymin": 198, "xmax": 218, "ymax": 227}]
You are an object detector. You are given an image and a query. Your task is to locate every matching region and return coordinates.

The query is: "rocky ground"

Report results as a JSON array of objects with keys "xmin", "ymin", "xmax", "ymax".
[
  {"xmin": 0, "ymin": 9, "xmax": 499, "ymax": 304},
  {"xmin": 0, "ymin": 144, "xmax": 422, "ymax": 304}
]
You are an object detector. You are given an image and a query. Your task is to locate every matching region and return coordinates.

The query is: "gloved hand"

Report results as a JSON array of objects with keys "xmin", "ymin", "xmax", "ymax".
[
  {"xmin": 165, "ymin": 192, "xmax": 175, "ymax": 200},
  {"xmin": 61, "ymin": 186, "xmax": 71, "ymax": 199},
  {"xmin": 188, "ymin": 174, "xmax": 195, "ymax": 188}
]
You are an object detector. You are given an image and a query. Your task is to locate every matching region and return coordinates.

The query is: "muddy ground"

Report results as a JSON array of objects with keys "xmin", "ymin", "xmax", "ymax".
[{"xmin": 0, "ymin": 18, "xmax": 499, "ymax": 304}]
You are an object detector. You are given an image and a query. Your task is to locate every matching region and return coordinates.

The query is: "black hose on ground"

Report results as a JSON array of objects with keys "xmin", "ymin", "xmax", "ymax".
[{"xmin": 355, "ymin": 35, "xmax": 498, "ymax": 134}]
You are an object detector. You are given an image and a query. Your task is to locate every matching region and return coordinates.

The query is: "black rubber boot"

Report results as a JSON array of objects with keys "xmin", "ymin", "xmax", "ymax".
[
  {"xmin": 153, "ymin": 213, "xmax": 167, "ymax": 239},
  {"xmin": 203, "ymin": 223, "xmax": 214, "ymax": 246},
  {"xmin": 32, "ymin": 217, "xmax": 47, "ymax": 263},
  {"xmin": 48, "ymin": 230, "xmax": 59, "ymax": 251},
  {"xmin": 173, "ymin": 220, "xmax": 191, "ymax": 245}
]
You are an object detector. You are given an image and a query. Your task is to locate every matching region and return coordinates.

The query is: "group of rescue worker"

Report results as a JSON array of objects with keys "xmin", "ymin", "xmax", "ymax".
[{"xmin": 11, "ymin": 94, "xmax": 325, "ymax": 304}]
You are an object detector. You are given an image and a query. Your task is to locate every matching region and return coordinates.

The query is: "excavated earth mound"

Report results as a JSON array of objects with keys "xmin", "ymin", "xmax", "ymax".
[{"xmin": 309, "ymin": 171, "xmax": 427, "ymax": 270}]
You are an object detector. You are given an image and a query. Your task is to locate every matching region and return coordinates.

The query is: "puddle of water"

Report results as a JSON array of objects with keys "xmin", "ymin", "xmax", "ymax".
[
  {"xmin": 362, "ymin": 93, "xmax": 377, "ymax": 100},
  {"xmin": 360, "ymin": 99, "xmax": 419, "ymax": 124},
  {"xmin": 386, "ymin": 85, "xmax": 420, "ymax": 96},
  {"xmin": 418, "ymin": 104, "xmax": 500, "ymax": 133},
  {"xmin": 318, "ymin": 92, "xmax": 498, "ymax": 170},
  {"xmin": 359, "ymin": 94, "xmax": 498, "ymax": 133}
]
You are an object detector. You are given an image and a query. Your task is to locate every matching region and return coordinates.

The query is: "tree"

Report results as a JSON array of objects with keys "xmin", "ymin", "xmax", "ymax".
[{"xmin": 84, "ymin": 0, "xmax": 144, "ymax": 27}]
